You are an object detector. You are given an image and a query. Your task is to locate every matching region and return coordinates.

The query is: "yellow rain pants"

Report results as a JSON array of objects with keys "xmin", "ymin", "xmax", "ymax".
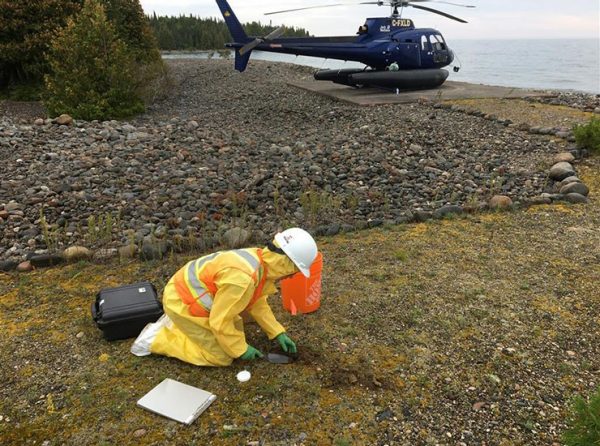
[{"xmin": 134, "ymin": 246, "xmax": 297, "ymax": 366}]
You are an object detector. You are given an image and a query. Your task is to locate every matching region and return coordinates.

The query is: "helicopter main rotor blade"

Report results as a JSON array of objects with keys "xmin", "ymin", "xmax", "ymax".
[
  {"xmin": 361, "ymin": 0, "xmax": 474, "ymax": 9},
  {"xmin": 409, "ymin": 3, "xmax": 467, "ymax": 22},
  {"xmin": 410, "ymin": 0, "xmax": 474, "ymax": 8},
  {"xmin": 265, "ymin": 3, "xmax": 351, "ymax": 16},
  {"xmin": 264, "ymin": 0, "xmax": 472, "ymax": 21}
]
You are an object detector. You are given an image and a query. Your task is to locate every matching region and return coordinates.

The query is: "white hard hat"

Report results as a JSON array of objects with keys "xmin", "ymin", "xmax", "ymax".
[{"xmin": 274, "ymin": 228, "xmax": 318, "ymax": 278}]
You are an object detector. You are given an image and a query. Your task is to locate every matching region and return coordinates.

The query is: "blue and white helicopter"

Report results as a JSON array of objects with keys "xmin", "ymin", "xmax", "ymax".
[{"xmin": 215, "ymin": 0, "xmax": 474, "ymax": 89}]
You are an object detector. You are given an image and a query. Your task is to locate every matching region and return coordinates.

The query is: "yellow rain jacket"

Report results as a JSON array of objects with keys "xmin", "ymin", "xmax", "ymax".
[{"xmin": 134, "ymin": 246, "xmax": 297, "ymax": 366}]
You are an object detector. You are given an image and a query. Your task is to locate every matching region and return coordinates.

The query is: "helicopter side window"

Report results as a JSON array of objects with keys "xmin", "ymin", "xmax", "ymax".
[
  {"xmin": 430, "ymin": 34, "xmax": 446, "ymax": 51},
  {"xmin": 421, "ymin": 35, "xmax": 430, "ymax": 51}
]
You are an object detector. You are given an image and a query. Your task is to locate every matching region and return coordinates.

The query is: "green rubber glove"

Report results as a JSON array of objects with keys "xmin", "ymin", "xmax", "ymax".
[
  {"xmin": 240, "ymin": 345, "xmax": 264, "ymax": 360},
  {"xmin": 276, "ymin": 333, "xmax": 297, "ymax": 354}
]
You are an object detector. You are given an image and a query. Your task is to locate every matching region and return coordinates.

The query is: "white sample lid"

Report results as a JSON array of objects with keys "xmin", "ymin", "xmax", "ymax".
[{"xmin": 236, "ymin": 370, "xmax": 251, "ymax": 382}]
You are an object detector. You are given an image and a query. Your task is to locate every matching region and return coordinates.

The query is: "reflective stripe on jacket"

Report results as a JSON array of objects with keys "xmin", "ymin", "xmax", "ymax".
[{"xmin": 173, "ymin": 249, "xmax": 268, "ymax": 318}]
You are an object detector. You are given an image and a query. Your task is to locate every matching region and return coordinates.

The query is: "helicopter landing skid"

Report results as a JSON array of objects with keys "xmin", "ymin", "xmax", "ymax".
[{"xmin": 314, "ymin": 68, "xmax": 449, "ymax": 90}]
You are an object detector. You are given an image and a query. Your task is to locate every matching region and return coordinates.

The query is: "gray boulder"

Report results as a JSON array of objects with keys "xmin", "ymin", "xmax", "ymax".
[
  {"xmin": 433, "ymin": 205, "xmax": 463, "ymax": 219},
  {"xmin": 222, "ymin": 227, "xmax": 251, "ymax": 249},
  {"xmin": 489, "ymin": 195, "xmax": 513, "ymax": 210},
  {"xmin": 560, "ymin": 182, "xmax": 589, "ymax": 197},
  {"xmin": 558, "ymin": 176, "xmax": 581, "ymax": 188},
  {"xmin": 554, "ymin": 152, "xmax": 575, "ymax": 163},
  {"xmin": 141, "ymin": 239, "xmax": 169, "ymax": 260},
  {"xmin": 564, "ymin": 193, "xmax": 588, "ymax": 204},
  {"xmin": 549, "ymin": 162, "xmax": 576, "ymax": 181}
]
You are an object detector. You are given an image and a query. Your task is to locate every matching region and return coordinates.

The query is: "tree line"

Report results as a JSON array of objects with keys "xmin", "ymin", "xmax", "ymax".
[
  {"xmin": 1, "ymin": 0, "xmax": 160, "ymax": 92},
  {"xmin": 0, "ymin": 1, "xmax": 311, "ymax": 119},
  {"xmin": 1, "ymin": 0, "xmax": 164, "ymax": 118},
  {"xmin": 147, "ymin": 14, "xmax": 311, "ymax": 51}
]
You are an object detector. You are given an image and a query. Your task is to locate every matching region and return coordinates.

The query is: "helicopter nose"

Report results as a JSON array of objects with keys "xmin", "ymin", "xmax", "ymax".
[{"xmin": 448, "ymin": 49, "xmax": 455, "ymax": 64}]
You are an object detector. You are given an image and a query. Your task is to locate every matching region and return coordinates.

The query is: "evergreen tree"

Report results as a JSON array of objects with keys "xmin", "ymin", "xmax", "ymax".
[
  {"xmin": 44, "ymin": 0, "xmax": 144, "ymax": 120},
  {"xmin": 101, "ymin": 0, "xmax": 161, "ymax": 63},
  {"xmin": 0, "ymin": 0, "xmax": 81, "ymax": 89}
]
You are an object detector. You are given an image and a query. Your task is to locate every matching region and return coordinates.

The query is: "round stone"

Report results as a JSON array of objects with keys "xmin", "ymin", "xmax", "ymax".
[
  {"xmin": 222, "ymin": 227, "xmax": 251, "ymax": 249},
  {"xmin": 558, "ymin": 176, "xmax": 581, "ymax": 187},
  {"xmin": 549, "ymin": 162, "xmax": 576, "ymax": 181},
  {"xmin": 54, "ymin": 114, "xmax": 73, "ymax": 126},
  {"xmin": 118, "ymin": 245, "xmax": 138, "ymax": 259},
  {"xmin": 564, "ymin": 193, "xmax": 588, "ymax": 204},
  {"xmin": 489, "ymin": 195, "xmax": 513, "ymax": 209},
  {"xmin": 63, "ymin": 246, "xmax": 92, "ymax": 262},
  {"xmin": 560, "ymin": 182, "xmax": 589, "ymax": 197},
  {"xmin": 433, "ymin": 205, "xmax": 463, "ymax": 219},
  {"xmin": 553, "ymin": 152, "xmax": 575, "ymax": 163},
  {"xmin": 16, "ymin": 261, "xmax": 33, "ymax": 272}
]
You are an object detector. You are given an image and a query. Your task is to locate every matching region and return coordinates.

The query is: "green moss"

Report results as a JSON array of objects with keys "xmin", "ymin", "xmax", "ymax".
[{"xmin": 393, "ymin": 249, "xmax": 409, "ymax": 262}]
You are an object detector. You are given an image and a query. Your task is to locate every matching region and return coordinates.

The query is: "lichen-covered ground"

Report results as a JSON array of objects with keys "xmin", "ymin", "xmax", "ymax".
[
  {"xmin": 1, "ymin": 99, "xmax": 599, "ymax": 445},
  {"xmin": 0, "ymin": 158, "xmax": 598, "ymax": 446},
  {"xmin": 446, "ymin": 98, "xmax": 592, "ymax": 130}
]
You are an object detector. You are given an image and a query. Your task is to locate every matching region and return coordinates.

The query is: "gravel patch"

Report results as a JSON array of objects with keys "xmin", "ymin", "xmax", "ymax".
[
  {"xmin": 0, "ymin": 59, "xmax": 596, "ymax": 264},
  {"xmin": 530, "ymin": 91, "xmax": 600, "ymax": 113}
]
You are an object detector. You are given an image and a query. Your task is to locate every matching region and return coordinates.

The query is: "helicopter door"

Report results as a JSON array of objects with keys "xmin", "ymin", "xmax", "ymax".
[{"xmin": 394, "ymin": 42, "xmax": 421, "ymax": 69}]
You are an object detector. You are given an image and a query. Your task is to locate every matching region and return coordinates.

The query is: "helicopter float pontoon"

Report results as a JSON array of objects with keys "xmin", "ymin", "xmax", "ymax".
[{"xmin": 215, "ymin": 0, "xmax": 474, "ymax": 90}]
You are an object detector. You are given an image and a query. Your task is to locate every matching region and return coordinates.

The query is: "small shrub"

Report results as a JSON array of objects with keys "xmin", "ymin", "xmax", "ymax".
[
  {"xmin": 44, "ymin": 0, "xmax": 145, "ymax": 120},
  {"xmin": 300, "ymin": 190, "xmax": 342, "ymax": 226},
  {"xmin": 562, "ymin": 386, "xmax": 600, "ymax": 446},
  {"xmin": 573, "ymin": 118, "xmax": 600, "ymax": 153}
]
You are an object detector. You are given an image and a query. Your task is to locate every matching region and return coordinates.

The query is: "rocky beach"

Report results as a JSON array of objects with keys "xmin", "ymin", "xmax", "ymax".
[{"xmin": 0, "ymin": 59, "xmax": 598, "ymax": 269}]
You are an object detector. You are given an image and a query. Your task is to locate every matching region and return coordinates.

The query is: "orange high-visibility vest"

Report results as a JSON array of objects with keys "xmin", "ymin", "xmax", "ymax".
[{"xmin": 172, "ymin": 249, "xmax": 268, "ymax": 318}]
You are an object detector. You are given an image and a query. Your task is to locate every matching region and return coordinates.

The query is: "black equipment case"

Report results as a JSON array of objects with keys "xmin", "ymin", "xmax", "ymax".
[{"xmin": 92, "ymin": 282, "xmax": 163, "ymax": 341}]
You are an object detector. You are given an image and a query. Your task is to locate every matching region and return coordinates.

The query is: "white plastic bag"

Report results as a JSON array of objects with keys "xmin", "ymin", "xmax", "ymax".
[{"xmin": 130, "ymin": 314, "xmax": 173, "ymax": 356}]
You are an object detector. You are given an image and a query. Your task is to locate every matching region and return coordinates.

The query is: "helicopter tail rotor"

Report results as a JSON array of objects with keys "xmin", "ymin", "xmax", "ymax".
[{"xmin": 239, "ymin": 26, "xmax": 286, "ymax": 55}]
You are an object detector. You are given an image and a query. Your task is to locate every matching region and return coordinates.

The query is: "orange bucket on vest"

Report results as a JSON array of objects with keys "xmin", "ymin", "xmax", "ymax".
[{"xmin": 281, "ymin": 252, "xmax": 323, "ymax": 315}]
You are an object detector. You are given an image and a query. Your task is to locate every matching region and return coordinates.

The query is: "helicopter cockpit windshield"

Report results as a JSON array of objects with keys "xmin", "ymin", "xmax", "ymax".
[
  {"xmin": 430, "ymin": 34, "xmax": 447, "ymax": 51},
  {"xmin": 425, "ymin": 33, "xmax": 452, "ymax": 65}
]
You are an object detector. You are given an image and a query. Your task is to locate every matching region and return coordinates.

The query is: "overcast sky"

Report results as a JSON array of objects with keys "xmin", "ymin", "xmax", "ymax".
[{"xmin": 140, "ymin": 0, "xmax": 600, "ymax": 40}]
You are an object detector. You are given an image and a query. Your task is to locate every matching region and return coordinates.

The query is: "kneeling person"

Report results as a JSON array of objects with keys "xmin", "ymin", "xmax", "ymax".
[{"xmin": 131, "ymin": 228, "xmax": 318, "ymax": 366}]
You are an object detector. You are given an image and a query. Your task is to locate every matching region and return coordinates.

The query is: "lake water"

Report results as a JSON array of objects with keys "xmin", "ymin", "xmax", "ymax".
[{"xmin": 163, "ymin": 39, "xmax": 600, "ymax": 94}]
